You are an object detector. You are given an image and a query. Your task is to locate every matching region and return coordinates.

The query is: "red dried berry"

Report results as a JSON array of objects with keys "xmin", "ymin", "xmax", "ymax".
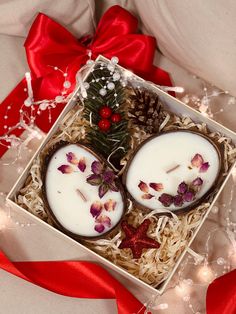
[
  {"xmin": 111, "ymin": 113, "xmax": 122, "ymax": 123},
  {"xmin": 98, "ymin": 119, "xmax": 111, "ymax": 132},
  {"xmin": 99, "ymin": 106, "xmax": 112, "ymax": 119}
]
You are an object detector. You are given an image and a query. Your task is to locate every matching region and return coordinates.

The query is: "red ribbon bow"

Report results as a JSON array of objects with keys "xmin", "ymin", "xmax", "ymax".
[{"xmin": 0, "ymin": 5, "xmax": 171, "ymax": 157}]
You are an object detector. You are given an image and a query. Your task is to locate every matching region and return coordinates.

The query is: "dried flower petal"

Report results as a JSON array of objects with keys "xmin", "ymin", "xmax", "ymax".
[
  {"xmin": 200, "ymin": 162, "xmax": 210, "ymax": 173},
  {"xmin": 94, "ymin": 224, "xmax": 105, "ymax": 233},
  {"xmin": 192, "ymin": 177, "xmax": 203, "ymax": 186},
  {"xmin": 138, "ymin": 181, "xmax": 149, "ymax": 193},
  {"xmin": 102, "ymin": 170, "xmax": 116, "ymax": 184},
  {"xmin": 149, "ymin": 183, "xmax": 164, "ymax": 191},
  {"xmin": 90, "ymin": 201, "xmax": 103, "ymax": 218},
  {"xmin": 104, "ymin": 199, "xmax": 117, "ymax": 211},
  {"xmin": 108, "ymin": 181, "xmax": 119, "ymax": 192},
  {"xmin": 177, "ymin": 182, "xmax": 188, "ymax": 194},
  {"xmin": 99, "ymin": 183, "xmax": 109, "ymax": 198},
  {"xmin": 158, "ymin": 193, "xmax": 174, "ymax": 207},
  {"xmin": 173, "ymin": 195, "xmax": 184, "ymax": 207},
  {"xmin": 86, "ymin": 174, "xmax": 102, "ymax": 186},
  {"xmin": 78, "ymin": 157, "xmax": 86, "ymax": 172},
  {"xmin": 191, "ymin": 153, "xmax": 204, "ymax": 167},
  {"xmin": 183, "ymin": 191, "xmax": 195, "ymax": 202},
  {"xmin": 141, "ymin": 193, "xmax": 154, "ymax": 200},
  {"xmin": 96, "ymin": 215, "xmax": 111, "ymax": 227},
  {"xmin": 57, "ymin": 165, "xmax": 73, "ymax": 174},
  {"xmin": 91, "ymin": 161, "xmax": 103, "ymax": 175},
  {"xmin": 66, "ymin": 152, "xmax": 79, "ymax": 165}
]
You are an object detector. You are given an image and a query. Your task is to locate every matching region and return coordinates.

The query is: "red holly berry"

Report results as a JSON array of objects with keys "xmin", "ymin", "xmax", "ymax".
[
  {"xmin": 111, "ymin": 113, "xmax": 121, "ymax": 123},
  {"xmin": 99, "ymin": 106, "xmax": 112, "ymax": 119},
  {"xmin": 98, "ymin": 119, "xmax": 111, "ymax": 132}
]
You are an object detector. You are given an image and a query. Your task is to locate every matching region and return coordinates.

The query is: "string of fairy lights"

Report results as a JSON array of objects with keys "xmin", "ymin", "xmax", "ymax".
[{"xmin": 0, "ymin": 56, "xmax": 235, "ymax": 314}]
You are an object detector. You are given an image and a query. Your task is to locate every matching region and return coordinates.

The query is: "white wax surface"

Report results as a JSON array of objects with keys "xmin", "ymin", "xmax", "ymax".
[
  {"xmin": 126, "ymin": 132, "xmax": 220, "ymax": 211},
  {"xmin": 45, "ymin": 144, "xmax": 124, "ymax": 237}
]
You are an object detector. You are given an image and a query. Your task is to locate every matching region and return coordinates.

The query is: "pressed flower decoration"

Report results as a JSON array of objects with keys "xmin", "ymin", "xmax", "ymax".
[
  {"xmin": 90, "ymin": 199, "xmax": 116, "ymax": 233},
  {"xmin": 87, "ymin": 161, "xmax": 119, "ymax": 198},
  {"xmin": 158, "ymin": 177, "xmax": 204, "ymax": 207},
  {"xmin": 58, "ymin": 151, "xmax": 87, "ymax": 173},
  {"xmin": 191, "ymin": 153, "xmax": 210, "ymax": 173}
]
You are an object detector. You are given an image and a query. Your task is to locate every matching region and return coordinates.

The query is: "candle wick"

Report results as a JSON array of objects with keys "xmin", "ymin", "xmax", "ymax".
[
  {"xmin": 166, "ymin": 164, "xmax": 180, "ymax": 174},
  {"xmin": 76, "ymin": 189, "xmax": 87, "ymax": 202}
]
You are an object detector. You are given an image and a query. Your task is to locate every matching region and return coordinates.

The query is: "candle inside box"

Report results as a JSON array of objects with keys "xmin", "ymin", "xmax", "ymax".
[
  {"xmin": 43, "ymin": 144, "xmax": 125, "ymax": 238},
  {"xmin": 125, "ymin": 131, "xmax": 221, "ymax": 211}
]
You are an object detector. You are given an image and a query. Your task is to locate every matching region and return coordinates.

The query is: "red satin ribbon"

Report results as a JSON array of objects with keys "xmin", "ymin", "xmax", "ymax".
[
  {"xmin": 0, "ymin": 251, "xmax": 145, "ymax": 314},
  {"xmin": 206, "ymin": 269, "xmax": 236, "ymax": 314},
  {"xmin": 0, "ymin": 5, "xmax": 172, "ymax": 157}
]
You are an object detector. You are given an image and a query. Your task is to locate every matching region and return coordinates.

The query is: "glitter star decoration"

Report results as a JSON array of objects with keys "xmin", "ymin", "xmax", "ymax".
[{"xmin": 118, "ymin": 219, "xmax": 160, "ymax": 259}]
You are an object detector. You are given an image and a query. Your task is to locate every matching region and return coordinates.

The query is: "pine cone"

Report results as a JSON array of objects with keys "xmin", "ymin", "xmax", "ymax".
[{"xmin": 128, "ymin": 88, "xmax": 165, "ymax": 134}]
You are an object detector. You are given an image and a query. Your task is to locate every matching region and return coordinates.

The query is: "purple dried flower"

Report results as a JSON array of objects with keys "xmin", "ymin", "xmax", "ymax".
[
  {"xmin": 102, "ymin": 170, "xmax": 116, "ymax": 184},
  {"xmin": 173, "ymin": 195, "xmax": 184, "ymax": 207},
  {"xmin": 94, "ymin": 224, "xmax": 105, "ymax": 233},
  {"xmin": 90, "ymin": 201, "xmax": 103, "ymax": 218},
  {"xmin": 86, "ymin": 174, "xmax": 102, "ymax": 186},
  {"xmin": 66, "ymin": 152, "xmax": 79, "ymax": 165},
  {"xmin": 91, "ymin": 161, "xmax": 104, "ymax": 175},
  {"xmin": 158, "ymin": 193, "xmax": 174, "ymax": 207},
  {"xmin": 57, "ymin": 165, "xmax": 73, "ymax": 174},
  {"xmin": 98, "ymin": 183, "xmax": 109, "ymax": 198},
  {"xmin": 96, "ymin": 215, "xmax": 111, "ymax": 227},
  {"xmin": 178, "ymin": 182, "xmax": 188, "ymax": 194},
  {"xmin": 78, "ymin": 157, "xmax": 86, "ymax": 172},
  {"xmin": 192, "ymin": 177, "xmax": 203, "ymax": 186},
  {"xmin": 183, "ymin": 191, "xmax": 195, "ymax": 202},
  {"xmin": 200, "ymin": 162, "xmax": 210, "ymax": 173},
  {"xmin": 108, "ymin": 181, "xmax": 119, "ymax": 192}
]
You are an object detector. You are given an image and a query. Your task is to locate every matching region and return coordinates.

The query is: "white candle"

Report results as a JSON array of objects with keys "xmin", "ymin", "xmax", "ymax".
[
  {"xmin": 44, "ymin": 144, "xmax": 124, "ymax": 237},
  {"xmin": 125, "ymin": 131, "xmax": 221, "ymax": 211}
]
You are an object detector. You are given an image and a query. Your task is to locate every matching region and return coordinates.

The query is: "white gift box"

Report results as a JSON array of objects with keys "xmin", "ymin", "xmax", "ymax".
[{"xmin": 6, "ymin": 56, "xmax": 236, "ymax": 295}]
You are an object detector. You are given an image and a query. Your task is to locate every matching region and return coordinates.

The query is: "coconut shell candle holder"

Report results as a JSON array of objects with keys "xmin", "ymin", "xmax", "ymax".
[
  {"xmin": 42, "ymin": 142, "xmax": 126, "ymax": 239},
  {"xmin": 123, "ymin": 130, "xmax": 222, "ymax": 214}
]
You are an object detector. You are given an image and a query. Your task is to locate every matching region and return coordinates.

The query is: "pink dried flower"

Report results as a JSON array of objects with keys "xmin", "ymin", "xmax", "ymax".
[
  {"xmin": 57, "ymin": 165, "xmax": 73, "ymax": 174},
  {"xmin": 91, "ymin": 161, "xmax": 103, "ymax": 175},
  {"xmin": 90, "ymin": 201, "xmax": 103, "ymax": 218},
  {"xmin": 141, "ymin": 193, "xmax": 154, "ymax": 200},
  {"xmin": 138, "ymin": 181, "xmax": 149, "ymax": 193},
  {"xmin": 104, "ymin": 199, "xmax": 117, "ymax": 211},
  {"xmin": 158, "ymin": 193, "xmax": 174, "ymax": 207},
  {"xmin": 183, "ymin": 191, "xmax": 195, "ymax": 202},
  {"xmin": 149, "ymin": 183, "xmax": 164, "ymax": 191},
  {"xmin": 177, "ymin": 182, "xmax": 188, "ymax": 194},
  {"xmin": 96, "ymin": 215, "xmax": 111, "ymax": 227},
  {"xmin": 78, "ymin": 157, "xmax": 86, "ymax": 172},
  {"xmin": 94, "ymin": 224, "xmax": 105, "ymax": 233},
  {"xmin": 192, "ymin": 177, "xmax": 203, "ymax": 186},
  {"xmin": 173, "ymin": 195, "xmax": 184, "ymax": 207},
  {"xmin": 200, "ymin": 162, "xmax": 210, "ymax": 173},
  {"xmin": 191, "ymin": 154, "xmax": 204, "ymax": 168},
  {"xmin": 66, "ymin": 152, "xmax": 79, "ymax": 165}
]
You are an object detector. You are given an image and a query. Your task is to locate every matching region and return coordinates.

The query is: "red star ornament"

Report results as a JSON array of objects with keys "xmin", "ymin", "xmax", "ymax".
[{"xmin": 118, "ymin": 219, "xmax": 160, "ymax": 259}]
